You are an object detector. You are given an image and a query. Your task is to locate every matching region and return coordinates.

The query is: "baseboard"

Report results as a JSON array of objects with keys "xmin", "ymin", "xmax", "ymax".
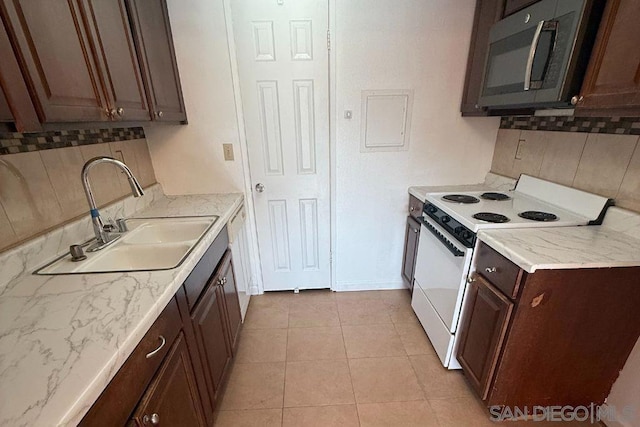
[{"xmin": 334, "ymin": 280, "xmax": 407, "ymax": 292}]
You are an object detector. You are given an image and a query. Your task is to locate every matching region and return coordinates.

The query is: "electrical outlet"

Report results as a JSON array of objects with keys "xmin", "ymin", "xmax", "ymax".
[
  {"xmin": 515, "ymin": 139, "xmax": 526, "ymax": 160},
  {"xmin": 223, "ymin": 143, "xmax": 234, "ymax": 161}
]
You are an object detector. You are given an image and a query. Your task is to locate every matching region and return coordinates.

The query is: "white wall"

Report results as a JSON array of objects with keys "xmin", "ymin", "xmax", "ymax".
[
  {"xmin": 334, "ymin": 0, "xmax": 500, "ymax": 289},
  {"xmin": 606, "ymin": 339, "xmax": 640, "ymax": 427},
  {"xmin": 144, "ymin": 0, "xmax": 244, "ymax": 195}
]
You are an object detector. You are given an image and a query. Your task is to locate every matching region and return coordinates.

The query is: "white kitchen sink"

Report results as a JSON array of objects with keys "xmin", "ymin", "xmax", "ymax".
[
  {"xmin": 123, "ymin": 219, "xmax": 213, "ymax": 244},
  {"xmin": 35, "ymin": 216, "xmax": 218, "ymax": 275}
]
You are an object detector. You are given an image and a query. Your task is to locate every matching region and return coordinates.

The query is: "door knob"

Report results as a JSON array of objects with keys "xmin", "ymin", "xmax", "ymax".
[{"xmin": 255, "ymin": 183, "xmax": 265, "ymax": 193}]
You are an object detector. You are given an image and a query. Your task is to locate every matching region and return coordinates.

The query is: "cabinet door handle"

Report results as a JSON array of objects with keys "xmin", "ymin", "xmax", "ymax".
[
  {"xmin": 410, "ymin": 206, "xmax": 415, "ymax": 212},
  {"xmin": 485, "ymin": 267, "xmax": 497, "ymax": 273},
  {"xmin": 145, "ymin": 335, "xmax": 166, "ymax": 359},
  {"xmin": 116, "ymin": 107, "xmax": 124, "ymax": 117},
  {"xmin": 143, "ymin": 413, "xmax": 160, "ymax": 425},
  {"xmin": 413, "ymin": 228, "xmax": 418, "ymax": 233}
]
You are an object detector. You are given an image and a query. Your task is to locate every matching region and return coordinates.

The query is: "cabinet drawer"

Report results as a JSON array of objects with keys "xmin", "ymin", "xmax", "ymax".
[
  {"xmin": 183, "ymin": 226, "xmax": 229, "ymax": 311},
  {"xmin": 408, "ymin": 195, "xmax": 423, "ymax": 219},
  {"xmin": 476, "ymin": 241, "xmax": 524, "ymax": 299},
  {"xmin": 80, "ymin": 298, "xmax": 181, "ymax": 426}
]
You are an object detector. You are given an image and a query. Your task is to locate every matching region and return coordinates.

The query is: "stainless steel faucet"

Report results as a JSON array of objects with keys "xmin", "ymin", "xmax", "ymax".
[{"xmin": 82, "ymin": 156, "xmax": 144, "ymax": 251}]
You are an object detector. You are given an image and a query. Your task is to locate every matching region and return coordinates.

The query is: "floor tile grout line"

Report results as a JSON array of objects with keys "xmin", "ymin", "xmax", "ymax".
[{"xmin": 339, "ymin": 320, "xmax": 361, "ymax": 425}]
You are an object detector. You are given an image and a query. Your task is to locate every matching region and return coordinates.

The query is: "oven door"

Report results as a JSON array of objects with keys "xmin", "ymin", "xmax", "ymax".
[{"xmin": 413, "ymin": 217, "xmax": 473, "ymax": 333}]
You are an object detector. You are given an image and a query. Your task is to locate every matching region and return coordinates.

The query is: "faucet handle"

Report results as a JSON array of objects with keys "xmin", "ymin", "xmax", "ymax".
[{"xmin": 116, "ymin": 218, "xmax": 128, "ymax": 232}]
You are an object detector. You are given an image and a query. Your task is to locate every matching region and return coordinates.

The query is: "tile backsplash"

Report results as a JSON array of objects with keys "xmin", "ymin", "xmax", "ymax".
[
  {"xmin": 0, "ymin": 137, "xmax": 156, "ymax": 252},
  {"xmin": 500, "ymin": 116, "xmax": 640, "ymax": 135},
  {"xmin": 0, "ymin": 127, "xmax": 146, "ymax": 155},
  {"xmin": 491, "ymin": 129, "xmax": 640, "ymax": 212}
]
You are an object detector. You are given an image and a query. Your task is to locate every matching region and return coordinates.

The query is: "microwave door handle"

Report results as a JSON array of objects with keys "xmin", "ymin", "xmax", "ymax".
[{"xmin": 524, "ymin": 20, "xmax": 545, "ymax": 91}]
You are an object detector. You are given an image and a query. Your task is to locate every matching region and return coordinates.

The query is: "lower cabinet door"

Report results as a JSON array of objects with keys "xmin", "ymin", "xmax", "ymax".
[
  {"xmin": 220, "ymin": 250, "xmax": 242, "ymax": 352},
  {"xmin": 456, "ymin": 275, "xmax": 514, "ymax": 400},
  {"xmin": 129, "ymin": 332, "xmax": 205, "ymax": 427},
  {"xmin": 191, "ymin": 278, "xmax": 232, "ymax": 404},
  {"xmin": 401, "ymin": 216, "xmax": 420, "ymax": 291}
]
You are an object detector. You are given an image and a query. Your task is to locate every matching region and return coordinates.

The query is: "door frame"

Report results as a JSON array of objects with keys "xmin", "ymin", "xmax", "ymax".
[{"xmin": 222, "ymin": 0, "xmax": 336, "ymax": 293}]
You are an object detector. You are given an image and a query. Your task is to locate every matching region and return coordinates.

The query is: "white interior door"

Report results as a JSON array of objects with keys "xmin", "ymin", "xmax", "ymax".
[{"xmin": 232, "ymin": 0, "xmax": 330, "ymax": 291}]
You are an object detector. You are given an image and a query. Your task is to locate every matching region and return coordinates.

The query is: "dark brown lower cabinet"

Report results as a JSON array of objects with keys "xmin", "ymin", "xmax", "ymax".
[
  {"xmin": 191, "ymin": 274, "xmax": 233, "ymax": 407},
  {"xmin": 456, "ymin": 275, "xmax": 513, "ymax": 399},
  {"xmin": 220, "ymin": 251, "xmax": 242, "ymax": 352},
  {"xmin": 457, "ymin": 241, "xmax": 640, "ymax": 409},
  {"xmin": 401, "ymin": 215, "xmax": 420, "ymax": 292},
  {"xmin": 81, "ymin": 226, "xmax": 243, "ymax": 426},
  {"xmin": 129, "ymin": 333, "xmax": 205, "ymax": 427}
]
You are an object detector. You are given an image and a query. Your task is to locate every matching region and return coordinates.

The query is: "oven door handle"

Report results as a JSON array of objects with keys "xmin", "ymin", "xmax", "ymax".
[{"xmin": 419, "ymin": 217, "xmax": 465, "ymax": 257}]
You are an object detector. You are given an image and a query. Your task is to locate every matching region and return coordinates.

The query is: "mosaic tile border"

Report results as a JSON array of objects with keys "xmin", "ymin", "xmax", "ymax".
[
  {"xmin": 500, "ymin": 116, "xmax": 640, "ymax": 135},
  {"xmin": 0, "ymin": 127, "xmax": 145, "ymax": 155}
]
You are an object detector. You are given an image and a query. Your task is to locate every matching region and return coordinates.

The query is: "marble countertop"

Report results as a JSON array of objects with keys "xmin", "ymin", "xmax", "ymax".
[
  {"xmin": 0, "ymin": 192, "xmax": 243, "ymax": 427},
  {"xmin": 478, "ymin": 226, "xmax": 640, "ymax": 273}
]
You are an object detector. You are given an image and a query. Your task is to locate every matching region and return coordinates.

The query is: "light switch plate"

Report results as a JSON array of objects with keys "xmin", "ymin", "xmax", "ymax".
[{"xmin": 223, "ymin": 143, "xmax": 234, "ymax": 161}]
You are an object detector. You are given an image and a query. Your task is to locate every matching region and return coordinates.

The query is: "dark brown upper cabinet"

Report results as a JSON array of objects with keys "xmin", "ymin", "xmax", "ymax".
[
  {"xmin": 460, "ymin": 0, "xmax": 505, "ymax": 116},
  {"xmin": 0, "ymin": 88, "xmax": 10, "ymax": 122},
  {"xmin": 126, "ymin": 0, "xmax": 186, "ymax": 123},
  {"xmin": 1, "ymin": 0, "xmax": 108, "ymax": 123},
  {"xmin": 0, "ymin": 0, "xmax": 185, "ymax": 129},
  {"xmin": 575, "ymin": 0, "xmax": 640, "ymax": 116},
  {"xmin": 79, "ymin": 0, "xmax": 151, "ymax": 122}
]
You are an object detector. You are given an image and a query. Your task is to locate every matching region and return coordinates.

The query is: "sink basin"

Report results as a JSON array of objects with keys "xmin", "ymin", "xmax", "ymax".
[
  {"xmin": 35, "ymin": 216, "xmax": 218, "ymax": 275},
  {"xmin": 123, "ymin": 219, "xmax": 212, "ymax": 244},
  {"xmin": 79, "ymin": 243, "xmax": 192, "ymax": 272}
]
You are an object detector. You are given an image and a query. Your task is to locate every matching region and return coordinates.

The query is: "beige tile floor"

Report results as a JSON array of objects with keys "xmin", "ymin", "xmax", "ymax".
[{"xmin": 215, "ymin": 290, "xmax": 603, "ymax": 426}]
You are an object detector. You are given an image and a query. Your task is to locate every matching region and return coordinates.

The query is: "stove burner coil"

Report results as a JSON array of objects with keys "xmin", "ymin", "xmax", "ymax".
[
  {"xmin": 518, "ymin": 211, "xmax": 558, "ymax": 221},
  {"xmin": 442, "ymin": 194, "xmax": 480, "ymax": 204},
  {"xmin": 472, "ymin": 212, "xmax": 510, "ymax": 223},
  {"xmin": 480, "ymin": 192, "xmax": 511, "ymax": 201}
]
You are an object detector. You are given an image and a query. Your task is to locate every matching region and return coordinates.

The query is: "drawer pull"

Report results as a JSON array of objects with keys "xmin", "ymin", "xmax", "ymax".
[
  {"xmin": 143, "ymin": 413, "xmax": 160, "ymax": 425},
  {"xmin": 485, "ymin": 267, "xmax": 497, "ymax": 273},
  {"xmin": 145, "ymin": 335, "xmax": 166, "ymax": 359}
]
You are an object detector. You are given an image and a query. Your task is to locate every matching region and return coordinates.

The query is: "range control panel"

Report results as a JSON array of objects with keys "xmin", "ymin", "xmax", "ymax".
[{"xmin": 423, "ymin": 203, "xmax": 476, "ymax": 248}]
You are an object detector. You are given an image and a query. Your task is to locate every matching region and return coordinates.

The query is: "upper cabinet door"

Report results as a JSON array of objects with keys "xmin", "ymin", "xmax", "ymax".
[
  {"xmin": 79, "ymin": 0, "xmax": 151, "ymax": 122},
  {"xmin": 0, "ymin": 89, "xmax": 11, "ymax": 122},
  {"xmin": 126, "ymin": 0, "xmax": 186, "ymax": 122},
  {"xmin": 0, "ymin": 0, "xmax": 108, "ymax": 122},
  {"xmin": 576, "ymin": 0, "xmax": 640, "ymax": 116}
]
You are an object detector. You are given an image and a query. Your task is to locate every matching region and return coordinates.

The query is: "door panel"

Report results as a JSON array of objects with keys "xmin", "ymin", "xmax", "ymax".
[
  {"xmin": 0, "ymin": 88, "xmax": 11, "ymax": 121},
  {"xmin": 577, "ymin": 0, "xmax": 640, "ymax": 115},
  {"xmin": 456, "ymin": 275, "xmax": 513, "ymax": 400},
  {"xmin": 129, "ymin": 333, "xmax": 206, "ymax": 427},
  {"xmin": 401, "ymin": 216, "xmax": 420, "ymax": 291},
  {"xmin": 233, "ymin": 0, "xmax": 330, "ymax": 291},
  {"xmin": 1, "ymin": 0, "xmax": 107, "ymax": 122},
  {"xmin": 80, "ymin": 0, "xmax": 150, "ymax": 121},
  {"xmin": 126, "ymin": 0, "xmax": 186, "ymax": 122},
  {"xmin": 220, "ymin": 252, "xmax": 242, "ymax": 352},
  {"xmin": 191, "ymin": 279, "xmax": 231, "ymax": 402}
]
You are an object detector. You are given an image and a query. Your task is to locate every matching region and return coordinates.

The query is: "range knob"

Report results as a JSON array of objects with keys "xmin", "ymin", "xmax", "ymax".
[
  {"xmin": 441, "ymin": 215, "xmax": 450, "ymax": 223},
  {"xmin": 427, "ymin": 205, "xmax": 437, "ymax": 213},
  {"xmin": 461, "ymin": 230, "xmax": 472, "ymax": 239}
]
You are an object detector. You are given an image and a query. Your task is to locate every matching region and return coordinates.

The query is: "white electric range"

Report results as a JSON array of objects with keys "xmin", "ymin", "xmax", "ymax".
[{"xmin": 411, "ymin": 175, "xmax": 613, "ymax": 369}]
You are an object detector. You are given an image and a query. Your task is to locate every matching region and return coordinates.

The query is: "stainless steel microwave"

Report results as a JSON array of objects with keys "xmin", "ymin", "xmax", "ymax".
[{"xmin": 478, "ymin": 0, "xmax": 605, "ymax": 110}]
